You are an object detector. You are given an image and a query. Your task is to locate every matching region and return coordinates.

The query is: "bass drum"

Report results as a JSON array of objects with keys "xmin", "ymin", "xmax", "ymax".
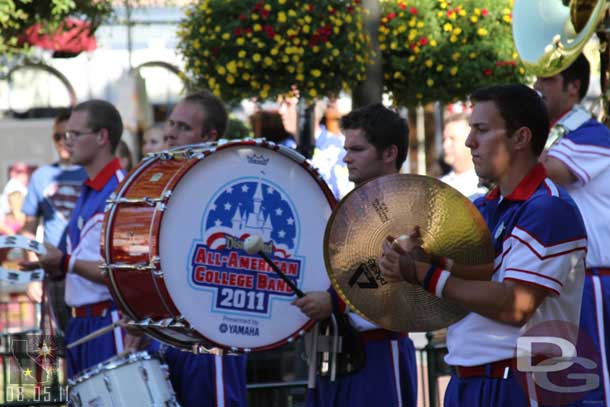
[{"xmin": 102, "ymin": 140, "xmax": 335, "ymax": 351}]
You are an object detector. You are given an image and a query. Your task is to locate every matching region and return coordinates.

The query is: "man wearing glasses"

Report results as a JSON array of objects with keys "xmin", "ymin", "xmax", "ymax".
[
  {"xmin": 21, "ymin": 109, "xmax": 87, "ymax": 337},
  {"xmin": 22, "ymin": 100, "xmax": 126, "ymax": 378}
]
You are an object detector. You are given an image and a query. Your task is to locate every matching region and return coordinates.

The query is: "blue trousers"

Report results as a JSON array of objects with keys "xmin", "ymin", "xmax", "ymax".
[
  {"xmin": 306, "ymin": 336, "xmax": 417, "ymax": 407},
  {"xmin": 65, "ymin": 307, "xmax": 122, "ymax": 378},
  {"xmin": 569, "ymin": 269, "xmax": 610, "ymax": 406},
  {"xmin": 444, "ymin": 372, "xmax": 531, "ymax": 407},
  {"xmin": 164, "ymin": 347, "xmax": 248, "ymax": 407}
]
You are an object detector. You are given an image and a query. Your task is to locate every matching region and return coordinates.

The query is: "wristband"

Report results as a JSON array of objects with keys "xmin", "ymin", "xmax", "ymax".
[
  {"xmin": 421, "ymin": 265, "xmax": 437, "ymax": 290},
  {"xmin": 61, "ymin": 253, "xmax": 71, "ymax": 274},
  {"xmin": 422, "ymin": 265, "xmax": 451, "ymax": 298}
]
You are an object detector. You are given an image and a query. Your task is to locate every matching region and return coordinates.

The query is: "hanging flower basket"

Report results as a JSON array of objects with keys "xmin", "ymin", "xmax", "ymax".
[
  {"xmin": 178, "ymin": 0, "xmax": 371, "ymax": 102},
  {"xmin": 379, "ymin": 0, "xmax": 527, "ymax": 107}
]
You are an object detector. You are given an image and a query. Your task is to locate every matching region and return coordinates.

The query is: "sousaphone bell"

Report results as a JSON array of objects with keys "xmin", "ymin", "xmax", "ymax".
[{"xmin": 513, "ymin": 0, "xmax": 608, "ymax": 77}]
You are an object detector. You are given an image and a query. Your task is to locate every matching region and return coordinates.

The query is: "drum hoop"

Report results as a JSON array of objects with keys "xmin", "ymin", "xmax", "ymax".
[
  {"xmin": 68, "ymin": 351, "xmax": 156, "ymax": 385},
  {"xmin": 166, "ymin": 139, "xmax": 336, "ymax": 351}
]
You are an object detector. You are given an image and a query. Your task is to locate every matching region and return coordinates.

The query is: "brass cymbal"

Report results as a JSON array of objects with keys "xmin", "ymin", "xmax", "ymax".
[{"xmin": 324, "ymin": 174, "xmax": 494, "ymax": 332}]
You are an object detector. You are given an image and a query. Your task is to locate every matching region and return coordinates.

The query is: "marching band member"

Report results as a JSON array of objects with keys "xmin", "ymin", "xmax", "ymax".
[
  {"xmin": 21, "ymin": 100, "xmax": 127, "ymax": 377},
  {"xmin": 161, "ymin": 90, "xmax": 248, "ymax": 407},
  {"xmin": 380, "ymin": 84, "xmax": 587, "ymax": 406},
  {"xmin": 294, "ymin": 103, "xmax": 418, "ymax": 407},
  {"xmin": 536, "ymin": 54, "xmax": 610, "ymax": 405}
]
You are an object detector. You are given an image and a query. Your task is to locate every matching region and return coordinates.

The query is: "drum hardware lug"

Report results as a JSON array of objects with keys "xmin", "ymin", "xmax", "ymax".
[
  {"xmin": 140, "ymin": 366, "xmax": 149, "ymax": 380},
  {"xmin": 106, "ymin": 194, "xmax": 171, "ymax": 207},
  {"xmin": 152, "ymin": 269, "xmax": 164, "ymax": 277},
  {"xmin": 132, "ymin": 318, "xmax": 152, "ymax": 327},
  {"xmin": 103, "ymin": 375, "xmax": 112, "ymax": 393},
  {"xmin": 158, "ymin": 151, "xmax": 173, "ymax": 161},
  {"xmin": 70, "ymin": 391, "xmax": 82, "ymax": 407},
  {"xmin": 98, "ymin": 264, "xmax": 109, "ymax": 277},
  {"xmin": 156, "ymin": 202, "xmax": 167, "ymax": 212},
  {"xmin": 103, "ymin": 263, "xmax": 157, "ymax": 271}
]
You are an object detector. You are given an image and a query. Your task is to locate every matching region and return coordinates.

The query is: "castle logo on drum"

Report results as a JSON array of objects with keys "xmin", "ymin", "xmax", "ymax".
[
  {"xmin": 246, "ymin": 154, "xmax": 270, "ymax": 166},
  {"xmin": 189, "ymin": 178, "xmax": 304, "ymax": 317}
]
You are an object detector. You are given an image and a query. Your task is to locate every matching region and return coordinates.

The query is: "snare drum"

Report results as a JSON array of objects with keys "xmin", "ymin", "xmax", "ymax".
[
  {"xmin": 68, "ymin": 351, "xmax": 178, "ymax": 407},
  {"xmin": 102, "ymin": 140, "xmax": 335, "ymax": 351}
]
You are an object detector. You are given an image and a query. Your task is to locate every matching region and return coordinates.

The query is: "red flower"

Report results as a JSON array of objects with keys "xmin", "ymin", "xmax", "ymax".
[
  {"xmin": 347, "ymin": 5, "xmax": 353, "ymax": 13},
  {"xmin": 245, "ymin": 27, "xmax": 253, "ymax": 34},
  {"xmin": 483, "ymin": 68, "xmax": 493, "ymax": 76},
  {"xmin": 481, "ymin": 8, "xmax": 489, "ymax": 17},
  {"xmin": 387, "ymin": 12, "xmax": 396, "ymax": 21},
  {"xmin": 399, "ymin": 3, "xmax": 406, "ymax": 11},
  {"xmin": 308, "ymin": 4, "xmax": 315, "ymax": 12},
  {"xmin": 447, "ymin": 10, "xmax": 454, "ymax": 17},
  {"xmin": 410, "ymin": 7, "xmax": 417, "ymax": 15},
  {"xmin": 261, "ymin": 9, "xmax": 270, "ymax": 18},
  {"xmin": 234, "ymin": 27, "xmax": 242, "ymax": 36},
  {"xmin": 264, "ymin": 24, "xmax": 275, "ymax": 39},
  {"xmin": 419, "ymin": 37, "xmax": 428, "ymax": 46},
  {"xmin": 239, "ymin": 14, "xmax": 247, "ymax": 21}
]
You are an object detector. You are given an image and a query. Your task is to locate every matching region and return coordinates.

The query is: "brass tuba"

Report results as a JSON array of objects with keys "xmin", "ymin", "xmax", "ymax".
[{"xmin": 512, "ymin": 0, "xmax": 608, "ymax": 77}]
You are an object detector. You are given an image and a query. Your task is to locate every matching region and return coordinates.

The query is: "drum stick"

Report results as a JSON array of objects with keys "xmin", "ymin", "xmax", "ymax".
[
  {"xmin": 244, "ymin": 235, "xmax": 305, "ymax": 298},
  {"xmin": 67, "ymin": 320, "xmax": 123, "ymax": 349}
]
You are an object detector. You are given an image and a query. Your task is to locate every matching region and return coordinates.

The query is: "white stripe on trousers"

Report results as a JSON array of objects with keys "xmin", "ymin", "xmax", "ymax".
[
  {"xmin": 215, "ymin": 354, "xmax": 225, "ymax": 407},
  {"xmin": 390, "ymin": 340, "xmax": 403, "ymax": 407},
  {"xmin": 592, "ymin": 275, "xmax": 610, "ymax": 406},
  {"xmin": 110, "ymin": 310, "xmax": 124, "ymax": 354}
]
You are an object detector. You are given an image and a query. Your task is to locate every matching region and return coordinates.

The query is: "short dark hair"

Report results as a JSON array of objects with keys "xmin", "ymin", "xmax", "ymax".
[
  {"xmin": 470, "ymin": 84, "xmax": 549, "ymax": 156},
  {"xmin": 54, "ymin": 108, "xmax": 71, "ymax": 125},
  {"xmin": 250, "ymin": 109, "xmax": 292, "ymax": 143},
  {"xmin": 184, "ymin": 90, "xmax": 228, "ymax": 138},
  {"xmin": 561, "ymin": 54, "xmax": 590, "ymax": 100},
  {"xmin": 73, "ymin": 100, "xmax": 123, "ymax": 153},
  {"xmin": 340, "ymin": 103, "xmax": 409, "ymax": 170}
]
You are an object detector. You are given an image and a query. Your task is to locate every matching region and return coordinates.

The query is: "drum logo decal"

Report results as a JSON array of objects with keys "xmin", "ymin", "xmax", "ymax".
[{"xmin": 189, "ymin": 178, "xmax": 303, "ymax": 318}]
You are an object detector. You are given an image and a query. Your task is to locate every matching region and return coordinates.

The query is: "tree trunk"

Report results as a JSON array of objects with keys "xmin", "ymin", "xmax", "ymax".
[{"xmin": 352, "ymin": 0, "xmax": 383, "ymax": 108}]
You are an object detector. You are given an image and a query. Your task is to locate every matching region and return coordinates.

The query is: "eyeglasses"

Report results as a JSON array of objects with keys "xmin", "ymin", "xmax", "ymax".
[{"xmin": 64, "ymin": 129, "xmax": 98, "ymax": 142}]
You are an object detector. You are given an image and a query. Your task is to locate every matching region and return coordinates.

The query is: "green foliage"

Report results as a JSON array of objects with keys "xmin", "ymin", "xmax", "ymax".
[
  {"xmin": 178, "ymin": 0, "xmax": 371, "ymax": 103},
  {"xmin": 379, "ymin": 0, "xmax": 527, "ymax": 107},
  {"xmin": 225, "ymin": 115, "xmax": 253, "ymax": 140},
  {"xmin": 0, "ymin": 0, "xmax": 113, "ymax": 55}
]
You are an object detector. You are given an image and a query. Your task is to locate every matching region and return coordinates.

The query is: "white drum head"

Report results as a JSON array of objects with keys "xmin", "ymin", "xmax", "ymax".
[{"xmin": 160, "ymin": 143, "xmax": 332, "ymax": 350}]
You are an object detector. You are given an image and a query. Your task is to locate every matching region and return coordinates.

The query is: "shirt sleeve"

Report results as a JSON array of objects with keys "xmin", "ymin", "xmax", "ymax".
[
  {"xmin": 21, "ymin": 170, "xmax": 42, "ymax": 217},
  {"xmin": 502, "ymin": 196, "xmax": 587, "ymax": 295},
  {"xmin": 74, "ymin": 213, "xmax": 104, "ymax": 261},
  {"xmin": 547, "ymin": 125, "xmax": 610, "ymax": 187}
]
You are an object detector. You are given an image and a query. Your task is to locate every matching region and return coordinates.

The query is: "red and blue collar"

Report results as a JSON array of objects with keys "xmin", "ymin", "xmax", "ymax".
[
  {"xmin": 84, "ymin": 158, "xmax": 122, "ymax": 191},
  {"xmin": 486, "ymin": 163, "xmax": 547, "ymax": 202}
]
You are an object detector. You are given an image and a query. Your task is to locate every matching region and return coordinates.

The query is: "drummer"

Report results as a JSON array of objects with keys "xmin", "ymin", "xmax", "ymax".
[
  {"xmin": 159, "ymin": 90, "xmax": 248, "ymax": 407},
  {"xmin": 293, "ymin": 103, "xmax": 418, "ymax": 406},
  {"xmin": 20, "ymin": 100, "xmax": 128, "ymax": 377},
  {"xmin": 380, "ymin": 84, "xmax": 588, "ymax": 406}
]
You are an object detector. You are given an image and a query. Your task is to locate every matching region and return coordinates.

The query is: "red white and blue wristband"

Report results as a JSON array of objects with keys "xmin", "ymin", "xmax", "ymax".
[{"xmin": 421, "ymin": 265, "xmax": 451, "ymax": 298}]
